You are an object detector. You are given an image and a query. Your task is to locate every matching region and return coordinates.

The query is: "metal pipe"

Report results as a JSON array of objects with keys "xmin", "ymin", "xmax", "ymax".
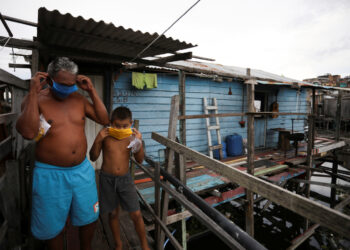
[
  {"xmin": 145, "ymin": 157, "xmax": 267, "ymax": 250},
  {"xmin": 136, "ymin": 189, "xmax": 182, "ymax": 250},
  {"xmin": 134, "ymin": 158, "xmax": 244, "ymax": 249}
]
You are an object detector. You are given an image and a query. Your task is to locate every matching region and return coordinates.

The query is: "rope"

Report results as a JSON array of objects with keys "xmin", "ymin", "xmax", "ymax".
[{"xmin": 0, "ymin": 36, "xmax": 11, "ymax": 51}]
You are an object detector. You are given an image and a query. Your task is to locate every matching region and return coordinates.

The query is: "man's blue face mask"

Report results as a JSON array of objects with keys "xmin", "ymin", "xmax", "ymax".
[{"xmin": 52, "ymin": 81, "xmax": 78, "ymax": 99}]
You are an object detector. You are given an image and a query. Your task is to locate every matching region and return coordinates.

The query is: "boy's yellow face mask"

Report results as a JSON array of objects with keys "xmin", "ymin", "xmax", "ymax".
[{"xmin": 108, "ymin": 127, "xmax": 133, "ymax": 140}]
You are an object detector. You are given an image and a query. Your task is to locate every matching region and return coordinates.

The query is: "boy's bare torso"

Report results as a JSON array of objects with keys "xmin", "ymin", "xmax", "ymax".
[
  {"xmin": 102, "ymin": 137, "xmax": 132, "ymax": 176},
  {"xmin": 35, "ymin": 88, "xmax": 87, "ymax": 166}
]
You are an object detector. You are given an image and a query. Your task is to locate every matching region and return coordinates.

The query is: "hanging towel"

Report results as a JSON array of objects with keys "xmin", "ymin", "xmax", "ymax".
[
  {"xmin": 144, "ymin": 73, "xmax": 157, "ymax": 89},
  {"xmin": 132, "ymin": 72, "xmax": 157, "ymax": 89},
  {"xmin": 132, "ymin": 72, "xmax": 145, "ymax": 89}
]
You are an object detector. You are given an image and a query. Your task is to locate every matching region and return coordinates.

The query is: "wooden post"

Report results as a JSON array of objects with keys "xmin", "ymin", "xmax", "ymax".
[
  {"xmin": 179, "ymin": 71, "xmax": 186, "ymax": 146},
  {"xmin": 306, "ymin": 88, "xmax": 316, "ymax": 198},
  {"xmin": 335, "ymin": 91, "xmax": 342, "ymax": 141},
  {"xmin": 305, "ymin": 88, "xmax": 316, "ymax": 229},
  {"xmin": 30, "ymin": 49, "xmax": 39, "ymax": 76},
  {"xmin": 131, "ymin": 120, "xmax": 139, "ymax": 180},
  {"xmin": 178, "ymin": 71, "xmax": 187, "ymax": 249},
  {"xmin": 245, "ymin": 68, "xmax": 255, "ymax": 237},
  {"xmin": 158, "ymin": 95, "xmax": 180, "ymax": 249},
  {"xmin": 174, "ymin": 143, "xmax": 187, "ymax": 250},
  {"xmin": 305, "ymin": 115, "xmax": 313, "ymax": 200},
  {"xmin": 154, "ymin": 160, "xmax": 162, "ymax": 249},
  {"xmin": 331, "ymin": 90, "xmax": 342, "ymax": 208}
]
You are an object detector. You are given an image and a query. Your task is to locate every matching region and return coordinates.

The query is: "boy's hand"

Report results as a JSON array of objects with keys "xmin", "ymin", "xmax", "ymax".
[
  {"xmin": 132, "ymin": 128, "xmax": 142, "ymax": 140},
  {"xmin": 97, "ymin": 127, "xmax": 109, "ymax": 141}
]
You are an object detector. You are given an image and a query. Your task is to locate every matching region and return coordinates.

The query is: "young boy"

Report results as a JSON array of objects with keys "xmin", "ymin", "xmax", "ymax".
[{"xmin": 90, "ymin": 107, "xmax": 149, "ymax": 250}]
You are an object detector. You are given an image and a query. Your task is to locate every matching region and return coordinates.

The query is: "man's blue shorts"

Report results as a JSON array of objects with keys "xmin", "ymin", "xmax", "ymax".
[{"xmin": 31, "ymin": 157, "xmax": 99, "ymax": 240}]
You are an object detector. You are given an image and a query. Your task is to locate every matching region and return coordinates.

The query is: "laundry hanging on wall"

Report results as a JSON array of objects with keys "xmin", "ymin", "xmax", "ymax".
[{"xmin": 132, "ymin": 72, "xmax": 158, "ymax": 89}]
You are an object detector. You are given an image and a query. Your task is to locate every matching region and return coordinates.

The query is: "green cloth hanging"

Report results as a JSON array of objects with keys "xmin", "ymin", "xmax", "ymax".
[
  {"xmin": 132, "ymin": 72, "xmax": 157, "ymax": 89},
  {"xmin": 144, "ymin": 73, "xmax": 157, "ymax": 89},
  {"xmin": 132, "ymin": 72, "xmax": 145, "ymax": 89}
]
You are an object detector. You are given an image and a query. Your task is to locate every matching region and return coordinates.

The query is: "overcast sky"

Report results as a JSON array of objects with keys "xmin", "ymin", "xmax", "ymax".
[{"xmin": 1, "ymin": 0, "xmax": 349, "ymax": 80}]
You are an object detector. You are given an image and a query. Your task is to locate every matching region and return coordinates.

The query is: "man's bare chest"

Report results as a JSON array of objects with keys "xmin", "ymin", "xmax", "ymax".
[{"xmin": 38, "ymin": 95, "xmax": 86, "ymax": 127}]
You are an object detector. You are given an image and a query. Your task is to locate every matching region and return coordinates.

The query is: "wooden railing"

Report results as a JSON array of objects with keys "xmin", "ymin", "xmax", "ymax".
[
  {"xmin": 0, "ymin": 68, "xmax": 30, "ymax": 248},
  {"xmin": 131, "ymin": 155, "xmax": 263, "ymax": 250},
  {"xmin": 151, "ymin": 132, "xmax": 350, "ymax": 239}
]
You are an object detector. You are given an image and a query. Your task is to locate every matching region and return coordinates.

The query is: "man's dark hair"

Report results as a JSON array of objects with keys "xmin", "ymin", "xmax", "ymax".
[{"xmin": 111, "ymin": 106, "xmax": 132, "ymax": 122}]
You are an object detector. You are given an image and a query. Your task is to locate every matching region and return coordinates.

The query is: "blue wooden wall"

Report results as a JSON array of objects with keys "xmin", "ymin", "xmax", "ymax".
[{"xmin": 113, "ymin": 72, "xmax": 309, "ymax": 160}]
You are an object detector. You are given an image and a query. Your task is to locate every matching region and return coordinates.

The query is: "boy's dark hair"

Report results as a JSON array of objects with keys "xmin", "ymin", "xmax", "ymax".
[{"xmin": 111, "ymin": 106, "xmax": 132, "ymax": 122}]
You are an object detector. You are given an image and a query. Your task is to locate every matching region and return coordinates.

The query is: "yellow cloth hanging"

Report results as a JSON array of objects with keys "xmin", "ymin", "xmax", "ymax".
[{"xmin": 108, "ymin": 127, "xmax": 133, "ymax": 140}]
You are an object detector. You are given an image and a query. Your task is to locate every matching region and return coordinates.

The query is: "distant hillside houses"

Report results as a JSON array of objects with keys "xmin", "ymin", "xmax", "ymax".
[{"xmin": 303, "ymin": 74, "xmax": 350, "ymax": 88}]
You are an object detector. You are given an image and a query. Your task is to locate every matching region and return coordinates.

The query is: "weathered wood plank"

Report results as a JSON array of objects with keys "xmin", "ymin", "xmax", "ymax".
[
  {"xmin": 118, "ymin": 208, "xmax": 154, "ymax": 250},
  {"xmin": 31, "ymin": 49, "xmax": 39, "ymax": 77},
  {"xmin": 178, "ymin": 113, "xmax": 245, "ymax": 120},
  {"xmin": 254, "ymin": 165, "xmax": 288, "ymax": 176},
  {"xmin": 0, "ymin": 137, "xmax": 12, "ymax": 162},
  {"xmin": 146, "ymin": 210, "xmax": 192, "ymax": 231},
  {"xmin": 287, "ymin": 195, "xmax": 350, "ymax": 250},
  {"xmin": 0, "ymin": 113, "xmax": 17, "ymax": 125},
  {"xmin": 290, "ymin": 179, "xmax": 350, "ymax": 193},
  {"xmin": 0, "ymin": 220, "xmax": 8, "ymax": 244},
  {"xmin": 305, "ymin": 114, "xmax": 314, "ymax": 202},
  {"xmin": 178, "ymin": 112, "xmax": 308, "ymax": 120},
  {"xmin": 151, "ymin": 132, "xmax": 350, "ymax": 238},
  {"xmin": 159, "ymin": 95, "xmax": 179, "ymax": 249},
  {"xmin": 131, "ymin": 120, "xmax": 140, "ymax": 180},
  {"xmin": 246, "ymin": 112, "xmax": 309, "ymax": 116},
  {"xmin": 0, "ymin": 36, "xmax": 36, "ymax": 50},
  {"xmin": 1, "ymin": 160, "xmax": 21, "ymax": 247},
  {"xmin": 314, "ymin": 141, "xmax": 345, "ymax": 154},
  {"xmin": 245, "ymin": 69, "xmax": 254, "ymax": 237},
  {"xmin": 91, "ymin": 217, "xmax": 113, "ymax": 250},
  {"xmin": 153, "ymin": 159, "xmax": 161, "ymax": 248},
  {"xmin": 335, "ymin": 91, "xmax": 342, "ymax": 141},
  {"xmin": 8, "ymin": 63, "xmax": 31, "ymax": 69},
  {"xmin": 179, "ymin": 71, "xmax": 186, "ymax": 145},
  {"xmin": 0, "ymin": 68, "xmax": 29, "ymax": 89}
]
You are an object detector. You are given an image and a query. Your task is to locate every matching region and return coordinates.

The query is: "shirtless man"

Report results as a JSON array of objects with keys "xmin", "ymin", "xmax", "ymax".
[{"xmin": 16, "ymin": 57, "xmax": 109, "ymax": 250}]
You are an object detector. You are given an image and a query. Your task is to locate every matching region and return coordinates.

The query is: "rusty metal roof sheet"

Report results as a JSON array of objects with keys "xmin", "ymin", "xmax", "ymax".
[
  {"xmin": 167, "ymin": 60, "xmax": 303, "ymax": 83},
  {"xmin": 37, "ymin": 8, "xmax": 196, "ymax": 62},
  {"xmin": 164, "ymin": 60, "xmax": 350, "ymax": 91}
]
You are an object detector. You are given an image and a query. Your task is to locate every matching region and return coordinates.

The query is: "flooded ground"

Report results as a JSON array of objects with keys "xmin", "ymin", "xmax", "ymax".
[{"xmin": 165, "ymin": 163, "xmax": 350, "ymax": 250}]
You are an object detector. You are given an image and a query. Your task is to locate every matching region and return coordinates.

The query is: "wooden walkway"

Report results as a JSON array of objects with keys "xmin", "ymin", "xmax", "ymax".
[
  {"xmin": 65, "ymin": 209, "xmax": 154, "ymax": 250},
  {"xmin": 91, "ymin": 211, "xmax": 154, "ymax": 250},
  {"xmin": 65, "ymin": 172, "xmax": 154, "ymax": 250}
]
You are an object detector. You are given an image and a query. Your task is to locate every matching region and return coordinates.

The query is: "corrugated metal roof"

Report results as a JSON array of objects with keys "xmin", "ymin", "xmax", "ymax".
[
  {"xmin": 37, "ymin": 8, "xmax": 196, "ymax": 62},
  {"xmin": 167, "ymin": 60, "xmax": 304, "ymax": 83},
  {"xmin": 164, "ymin": 60, "xmax": 350, "ymax": 91}
]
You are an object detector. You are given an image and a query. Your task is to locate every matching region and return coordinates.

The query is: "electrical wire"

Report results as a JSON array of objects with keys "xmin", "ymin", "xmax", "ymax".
[{"xmin": 130, "ymin": 0, "xmax": 201, "ymax": 62}]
